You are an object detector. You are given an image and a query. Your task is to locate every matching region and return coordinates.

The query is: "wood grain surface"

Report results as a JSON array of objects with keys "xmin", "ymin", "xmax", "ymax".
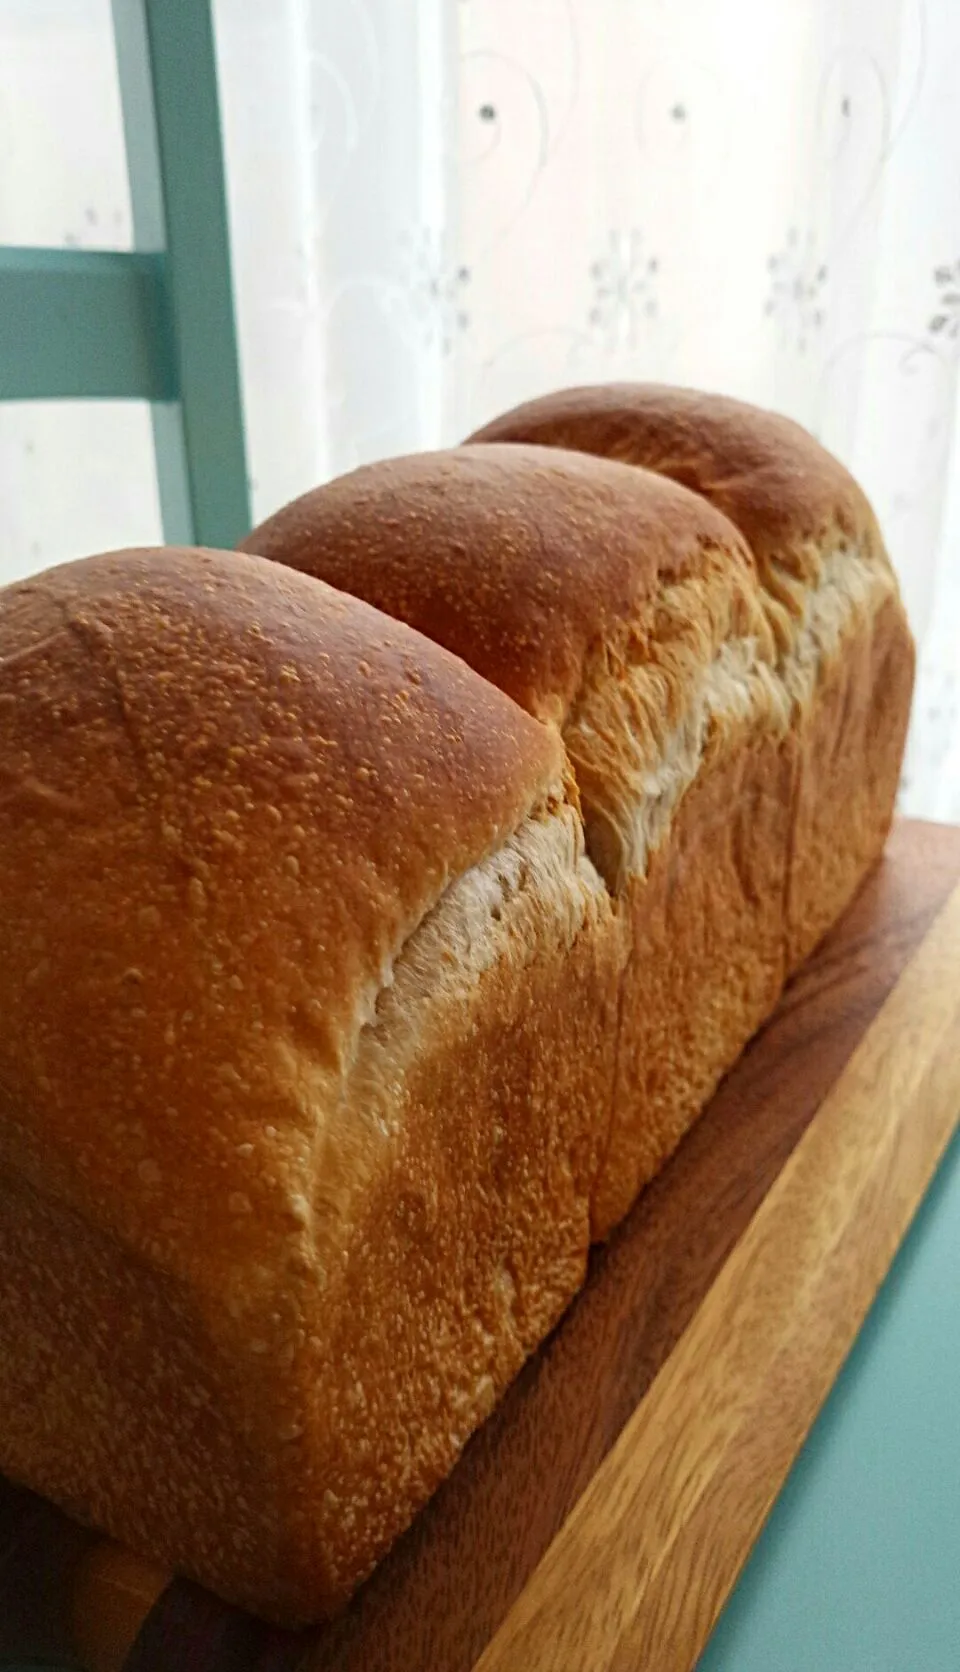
[
  {"xmin": 1, "ymin": 820, "xmax": 959, "ymax": 1672},
  {"xmin": 475, "ymin": 863, "xmax": 960, "ymax": 1671}
]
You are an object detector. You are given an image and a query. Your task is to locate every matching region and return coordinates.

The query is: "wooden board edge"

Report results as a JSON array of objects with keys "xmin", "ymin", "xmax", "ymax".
[{"xmin": 473, "ymin": 879, "xmax": 960, "ymax": 1672}]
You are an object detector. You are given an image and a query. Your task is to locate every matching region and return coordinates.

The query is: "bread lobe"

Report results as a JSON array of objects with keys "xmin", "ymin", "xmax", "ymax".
[
  {"xmin": 0, "ymin": 545, "xmax": 621, "ymax": 1619},
  {"xmin": 467, "ymin": 382, "xmax": 884, "ymax": 584},
  {"xmin": 240, "ymin": 442, "xmax": 781, "ymax": 892},
  {"xmin": 239, "ymin": 442, "xmax": 748, "ymax": 725},
  {"xmin": 466, "ymin": 384, "xmax": 914, "ymax": 965}
]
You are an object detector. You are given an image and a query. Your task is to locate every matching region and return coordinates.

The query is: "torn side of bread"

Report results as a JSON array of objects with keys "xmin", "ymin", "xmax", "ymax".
[
  {"xmin": 0, "ymin": 546, "xmax": 621, "ymax": 1622},
  {"xmin": 467, "ymin": 384, "xmax": 916, "ymax": 967}
]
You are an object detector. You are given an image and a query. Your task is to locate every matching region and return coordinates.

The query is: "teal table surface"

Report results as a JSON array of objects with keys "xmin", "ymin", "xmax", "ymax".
[{"xmin": 698, "ymin": 1126, "xmax": 960, "ymax": 1672}]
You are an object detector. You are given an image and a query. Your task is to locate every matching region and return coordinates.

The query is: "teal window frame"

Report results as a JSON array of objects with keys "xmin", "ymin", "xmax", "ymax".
[{"xmin": 0, "ymin": 0, "xmax": 250, "ymax": 551}]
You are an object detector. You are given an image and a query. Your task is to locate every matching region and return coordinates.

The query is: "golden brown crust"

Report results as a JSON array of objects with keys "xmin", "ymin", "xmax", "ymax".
[
  {"xmin": 595, "ymin": 728, "xmax": 795, "ymax": 1232},
  {"xmin": 0, "ymin": 1172, "xmax": 289, "ymax": 1609},
  {"xmin": 0, "ymin": 547, "xmax": 557, "ymax": 1249},
  {"xmin": 239, "ymin": 443, "xmax": 756, "ymax": 725},
  {"xmin": 466, "ymin": 383, "xmax": 885, "ymax": 589},
  {"xmin": 286, "ymin": 811, "xmax": 623, "ymax": 1610},
  {"xmin": 0, "ymin": 545, "xmax": 615, "ymax": 1621},
  {"xmin": 787, "ymin": 588, "xmax": 916, "ymax": 968},
  {"xmin": 0, "ymin": 805, "xmax": 621, "ymax": 1623},
  {"xmin": 467, "ymin": 383, "xmax": 914, "ymax": 963}
]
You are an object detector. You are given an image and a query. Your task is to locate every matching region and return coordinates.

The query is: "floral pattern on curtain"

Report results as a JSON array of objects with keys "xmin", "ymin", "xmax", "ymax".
[{"xmin": 0, "ymin": 0, "xmax": 957, "ymax": 816}]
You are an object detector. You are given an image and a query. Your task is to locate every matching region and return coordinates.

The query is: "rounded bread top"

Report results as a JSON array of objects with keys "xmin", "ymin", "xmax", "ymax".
[
  {"xmin": 466, "ymin": 384, "xmax": 884, "ymax": 581},
  {"xmin": 240, "ymin": 442, "xmax": 756, "ymax": 726}
]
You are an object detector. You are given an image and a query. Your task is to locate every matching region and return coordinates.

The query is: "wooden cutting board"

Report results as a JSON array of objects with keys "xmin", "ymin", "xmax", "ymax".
[{"xmin": 3, "ymin": 818, "xmax": 960, "ymax": 1672}]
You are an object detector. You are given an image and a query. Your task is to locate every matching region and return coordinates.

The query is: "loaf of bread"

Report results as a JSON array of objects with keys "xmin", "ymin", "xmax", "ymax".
[
  {"xmin": 0, "ymin": 386, "xmax": 914, "ymax": 1625},
  {"xmin": 241, "ymin": 385, "xmax": 915, "ymax": 1233}
]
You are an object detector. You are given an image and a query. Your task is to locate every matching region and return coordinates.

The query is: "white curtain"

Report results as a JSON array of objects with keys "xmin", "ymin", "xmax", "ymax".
[{"xmin": 1, "ymin": 0, "xmax": 958, "ymax": 819}]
